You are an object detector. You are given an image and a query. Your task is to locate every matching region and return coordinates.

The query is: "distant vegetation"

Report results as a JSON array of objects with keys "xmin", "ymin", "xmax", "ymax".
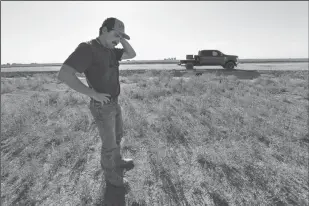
[
  {"xmin": 1, "ymin": 63, "xmax": 62, "ymax": 68},
  {"xmin": 164, "ymin": 57, "xmax": 177, "ymax": 60}
]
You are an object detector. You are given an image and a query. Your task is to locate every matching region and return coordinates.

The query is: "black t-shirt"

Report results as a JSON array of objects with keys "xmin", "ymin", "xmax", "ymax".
[{"xmin": 63, "ymin": 38, "xmax": 124, "ymax": 98}]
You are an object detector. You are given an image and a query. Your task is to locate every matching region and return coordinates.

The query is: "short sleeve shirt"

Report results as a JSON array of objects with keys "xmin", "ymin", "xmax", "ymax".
[{"xmin": 63, "ymin": 38, "xmax": 124, "ymax": 98}]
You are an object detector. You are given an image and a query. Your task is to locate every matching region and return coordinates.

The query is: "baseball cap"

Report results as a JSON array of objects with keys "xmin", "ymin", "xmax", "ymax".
[{"xmin": 102, "ymin": 18, "xmax": 130, "ymax": 40}]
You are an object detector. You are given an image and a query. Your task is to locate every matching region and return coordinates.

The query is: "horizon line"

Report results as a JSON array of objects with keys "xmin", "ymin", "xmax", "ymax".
[{"xmin": 2, "ymin": 57, "xmax": 309, "ymax": 65}]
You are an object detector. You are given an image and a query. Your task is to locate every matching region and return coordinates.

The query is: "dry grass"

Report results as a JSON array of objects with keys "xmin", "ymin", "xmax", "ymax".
[{"xmin": 1, "ymin": 69, "xmax": 308, "ymax": 206}]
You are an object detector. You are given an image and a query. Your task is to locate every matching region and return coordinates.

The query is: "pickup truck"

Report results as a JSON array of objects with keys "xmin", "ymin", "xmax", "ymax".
[{"xmin": 178, "ymin": 50, "xmax": 239, "ymax": 70}]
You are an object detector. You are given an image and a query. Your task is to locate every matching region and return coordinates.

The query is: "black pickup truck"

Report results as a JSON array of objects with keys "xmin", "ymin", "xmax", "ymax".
[{"xmin": 178, "ymin": 50, "xmax": 239, "ymax": 70}]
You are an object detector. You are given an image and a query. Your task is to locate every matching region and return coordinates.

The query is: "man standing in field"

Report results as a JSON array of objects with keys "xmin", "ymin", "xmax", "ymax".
[{"xmin": 58, "ymin": 17, "xmax": 136, "ymax": 192}]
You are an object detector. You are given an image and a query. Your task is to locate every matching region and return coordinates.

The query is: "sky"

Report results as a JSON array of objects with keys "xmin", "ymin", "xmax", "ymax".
[{"xmin": 1, "ymin": 1, "xmax": 308, "ymax": 64}]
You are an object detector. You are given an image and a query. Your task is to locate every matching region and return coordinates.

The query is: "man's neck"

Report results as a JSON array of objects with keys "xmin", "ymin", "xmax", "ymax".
[{"xmin": 97, "ymin": 36, "xmax": 112, "ymax": 49}]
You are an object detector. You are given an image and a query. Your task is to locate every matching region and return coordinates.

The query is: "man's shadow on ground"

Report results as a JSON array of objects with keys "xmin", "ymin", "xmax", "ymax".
[
  {"xmin": 174, "ymin": 69, "xmax": 261, "ymax": 80},
  {"xmin": 103, "ymin": 181, "xmax": 126, "ymax": 206},
  {"xmin": 95, "ymin": 175, "xmax": 145, "ymax": 206}
]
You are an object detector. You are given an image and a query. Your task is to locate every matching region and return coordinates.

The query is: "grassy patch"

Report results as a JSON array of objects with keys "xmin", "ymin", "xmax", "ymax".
[{"xmin": 1, "ymin": 70, "xmax": 308, "ymax": 205}]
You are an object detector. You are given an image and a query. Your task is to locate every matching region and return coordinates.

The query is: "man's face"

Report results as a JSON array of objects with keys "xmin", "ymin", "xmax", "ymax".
[{"xmin": 104, "ymin": 29, "xmax": 122, "ymax": 48}]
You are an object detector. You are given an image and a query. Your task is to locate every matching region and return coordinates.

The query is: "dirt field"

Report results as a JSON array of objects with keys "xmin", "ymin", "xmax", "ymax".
[{"xmin": 1, "ymin": 69, "xmax": 308, "ymax": 205}]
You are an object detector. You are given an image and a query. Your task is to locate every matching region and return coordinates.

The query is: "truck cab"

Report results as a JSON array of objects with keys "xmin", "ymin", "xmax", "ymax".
[{"xmin": 197, "ymin": 50, "xmax": 226, "ymax": 66}]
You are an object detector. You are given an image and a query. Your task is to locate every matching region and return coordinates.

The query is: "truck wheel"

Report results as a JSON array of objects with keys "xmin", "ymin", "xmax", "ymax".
[
  {"xmin": 186, "ymin": 63, "xmax": 194, "ymax": 70},
  {"xmin": 225, "ymin": 61, "xmax": 235, "ymax": 70}
]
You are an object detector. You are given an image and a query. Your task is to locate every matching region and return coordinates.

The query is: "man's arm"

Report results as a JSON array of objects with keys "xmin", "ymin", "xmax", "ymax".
[
  {"xmin": 120, "ymin": 38, "xmax": 136, "ymax": 60},
  {"xmin": 57, "ymin": 43, "xmax": 96, "ymax": 98},
  {"xmin": 58, "ymin": 64, "xmax": 96, "ymax": 98}
]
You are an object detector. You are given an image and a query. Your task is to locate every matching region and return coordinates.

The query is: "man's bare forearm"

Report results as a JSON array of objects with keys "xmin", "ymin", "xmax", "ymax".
[{"xmin": 120, "ymin": 38, "xmax": 136, "ymax": 57}]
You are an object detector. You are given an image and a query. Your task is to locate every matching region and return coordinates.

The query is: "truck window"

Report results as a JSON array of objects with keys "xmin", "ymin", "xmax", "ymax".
[
  {"xmin": 212, "ymin": 51, "xmax": 218, "ymax": 56},
  {"xmin": 200, "ymin": 50, "xmax": 212, "ymax": 56}
]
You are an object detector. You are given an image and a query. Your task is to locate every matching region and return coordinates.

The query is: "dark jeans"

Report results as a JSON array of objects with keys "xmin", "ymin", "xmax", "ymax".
[{"xmin": 89, "ymin": 97, "xmax": 125, "ymax": 186}]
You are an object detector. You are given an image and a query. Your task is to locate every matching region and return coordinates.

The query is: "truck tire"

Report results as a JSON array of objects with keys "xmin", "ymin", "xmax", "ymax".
[
  {"xmin": 186, "ymin": 55, "xmax": 194, "ymax": 60},
  {"xmin": 225, "ymin": 61, "xmax": 235, "ymax": 70},
  {"xmin": 186, "ymin": 62, "xmax": 194, "ymax": 70}
]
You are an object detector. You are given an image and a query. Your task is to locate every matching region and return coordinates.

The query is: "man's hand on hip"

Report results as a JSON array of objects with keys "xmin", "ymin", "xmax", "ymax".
[{"xmin": 91, "ymin": 92, "xmax": 111, "ymax": 104}]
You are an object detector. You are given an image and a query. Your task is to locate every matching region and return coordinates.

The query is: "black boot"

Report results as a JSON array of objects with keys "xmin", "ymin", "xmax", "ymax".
[
  {"xmin": 119, "ymin": 158, "xmax": 134, "ymax": 171},
  {"xmin": 116, "ymin": 142, "xmax": 135, "ymax": 172}
]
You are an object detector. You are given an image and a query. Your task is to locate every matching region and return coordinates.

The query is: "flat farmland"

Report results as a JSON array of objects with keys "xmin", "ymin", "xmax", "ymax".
[{"xmin": 1, "ymin": 66, "xmax": 308, "ymax": 205}]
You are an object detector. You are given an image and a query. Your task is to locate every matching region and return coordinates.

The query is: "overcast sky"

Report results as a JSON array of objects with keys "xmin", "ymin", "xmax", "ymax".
[{"xmin": 1, "ymin": 1, "xmax": 308, "ymax": 64}]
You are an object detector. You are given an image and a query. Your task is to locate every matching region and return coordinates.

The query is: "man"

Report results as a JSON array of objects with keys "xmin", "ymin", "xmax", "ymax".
[{"xmin": 58, "ymin": 17, "xmax": 136, "ymax": 189}]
